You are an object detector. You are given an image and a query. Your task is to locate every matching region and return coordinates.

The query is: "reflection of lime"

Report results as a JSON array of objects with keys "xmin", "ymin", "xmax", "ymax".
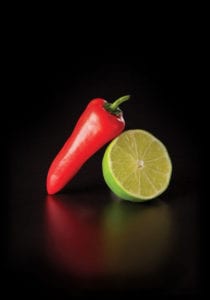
[
  {"xmin": 102, "ymin": 129, "xmax": 172, "ymax": 201},
  {"xmin": 102, "ymin": 200, "xmax": 172, "ymax": 276}
]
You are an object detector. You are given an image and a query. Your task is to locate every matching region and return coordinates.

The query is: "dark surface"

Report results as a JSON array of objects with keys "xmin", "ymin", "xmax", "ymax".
[{"xmin": 6, "ymin": 51, "xmax": 202, "ymax": 296}]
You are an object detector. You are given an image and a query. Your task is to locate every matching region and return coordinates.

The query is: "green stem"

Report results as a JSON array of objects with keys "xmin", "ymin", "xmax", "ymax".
[
  {"xmin": 105, "ymin": 95, "xmax": 130, "ymax": 115},
  {"xmin": 110, "ymin": 95, "xmax": 130, "ymax": 110}
]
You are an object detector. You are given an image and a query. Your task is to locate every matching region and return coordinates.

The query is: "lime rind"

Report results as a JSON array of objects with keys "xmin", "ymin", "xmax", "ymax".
[
  {"xmin": 102, "ymin": 129, "xmax": 172, "ymax": 202},
  {"xmin": 102, "ymin": 145, "xmax": 137, "ymax": 201}
]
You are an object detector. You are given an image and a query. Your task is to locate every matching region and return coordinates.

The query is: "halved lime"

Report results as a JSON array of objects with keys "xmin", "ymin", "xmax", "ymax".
[{"xmin": 102, "ymin": 129, "xmax": 172, "ymax": 202}]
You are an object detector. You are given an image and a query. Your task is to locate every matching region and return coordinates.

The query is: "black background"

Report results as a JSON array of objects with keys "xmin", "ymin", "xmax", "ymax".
[{"xmin": 6, "ymin": 42, "xmax": 203, "ymax": 296}]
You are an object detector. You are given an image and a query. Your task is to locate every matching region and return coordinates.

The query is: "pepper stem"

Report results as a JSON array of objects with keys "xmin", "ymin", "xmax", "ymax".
[{"xmin": 104, "ymin": 95, "xmax": 130, "ymax": 115}]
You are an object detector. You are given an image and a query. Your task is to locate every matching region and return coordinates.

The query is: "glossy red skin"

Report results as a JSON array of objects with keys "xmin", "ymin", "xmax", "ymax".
[{"xmin": 46, "ymin": 98, "xmax": 125, "ymax": 194}]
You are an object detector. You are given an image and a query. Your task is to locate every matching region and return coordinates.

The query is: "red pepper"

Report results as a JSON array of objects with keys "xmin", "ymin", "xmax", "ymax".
[{"xmin": 46, "ymin": 95, "xmax": 130, "ymax": 195}]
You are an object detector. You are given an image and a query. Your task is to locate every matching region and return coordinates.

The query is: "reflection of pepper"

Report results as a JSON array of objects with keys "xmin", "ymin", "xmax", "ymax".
[
  {"xmin": 45, "ymin": 195, "xmax": 103, "ymax": 277},
  {"xmin": 46, "ymin": 95, "xmax": 130, "ymax": 194}
]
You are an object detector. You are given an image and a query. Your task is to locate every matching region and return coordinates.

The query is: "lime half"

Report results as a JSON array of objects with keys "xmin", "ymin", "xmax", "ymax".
[{"xmin": 102, "ymin": 129, "xmax": 172, "ymax": 202}]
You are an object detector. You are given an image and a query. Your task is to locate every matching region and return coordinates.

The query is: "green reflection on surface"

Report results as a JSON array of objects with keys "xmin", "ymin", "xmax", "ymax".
[{"xmin": 102, "ymin": 198, "xmax": 173, "ymax": 276}]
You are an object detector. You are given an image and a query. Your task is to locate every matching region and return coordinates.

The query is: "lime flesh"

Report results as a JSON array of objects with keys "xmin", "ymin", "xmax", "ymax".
[{"xmin": 102, "ymin": 129, "xmax": 172, "ymax": 202}]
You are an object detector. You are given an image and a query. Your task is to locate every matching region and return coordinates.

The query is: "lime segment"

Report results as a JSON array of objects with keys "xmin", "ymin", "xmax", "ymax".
[{"xmin": 102, "ymin": 129, "xmax": 172, "ymax": 202}]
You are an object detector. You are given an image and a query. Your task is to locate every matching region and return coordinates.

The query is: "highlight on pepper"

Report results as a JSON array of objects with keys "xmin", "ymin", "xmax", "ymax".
[{"xmin": 46, "ymin": 95, "xmax": 130, "ymax": 195}]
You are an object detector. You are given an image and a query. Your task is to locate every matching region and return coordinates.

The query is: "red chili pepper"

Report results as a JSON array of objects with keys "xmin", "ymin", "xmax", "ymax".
[{"xmin": 46, "ymin": 95, "xmax": 130, "ymax": 195}]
